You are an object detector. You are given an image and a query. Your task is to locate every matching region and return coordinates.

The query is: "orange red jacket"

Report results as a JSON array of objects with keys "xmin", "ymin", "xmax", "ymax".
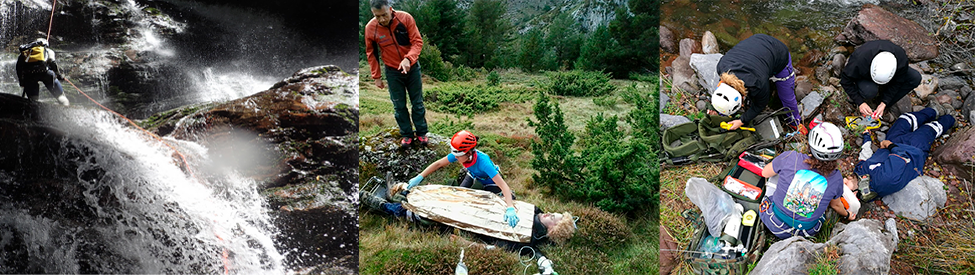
[{"xmin": 364, "ymin": 10, "xmax": 424, "ymax": 80}]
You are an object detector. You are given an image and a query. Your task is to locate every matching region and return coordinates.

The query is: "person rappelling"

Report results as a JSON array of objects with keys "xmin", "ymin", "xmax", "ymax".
[{"xmin": 16, "ymin": 38, "xmax": 69, "ymax": 106}]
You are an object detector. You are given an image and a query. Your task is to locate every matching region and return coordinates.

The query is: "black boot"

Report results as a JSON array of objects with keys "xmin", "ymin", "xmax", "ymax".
[{"xmin": 359, "ymin": 191, "xmax": 387, "ymax": 211}]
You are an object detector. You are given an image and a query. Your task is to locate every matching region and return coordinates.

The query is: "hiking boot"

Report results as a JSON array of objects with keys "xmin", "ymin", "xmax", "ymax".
[
  {"xmin": 856, "ymin": 175, "xmax": 879, "ymax": 203},
  {"xmin": 56, "ymin": 94, "xmax": 69, "ymax": 106},
  {"xmin": 416, "ymin": 135, "xmax": 429, "ymax": 146},
  {"xmin": 359, "ymin": 190, "xmax": 387, "ymax": 211},
  {"xmin": 400, "ymin": 137, "xmax": 412, "ymax": 147},
  {"xmin": 926, "ymin": 99, "xmax": 948, "ymax": 117}
]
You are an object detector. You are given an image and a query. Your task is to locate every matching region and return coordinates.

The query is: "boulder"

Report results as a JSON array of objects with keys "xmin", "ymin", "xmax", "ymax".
[
  {"xmin": 914, "ymin": 74, "xmax": 938, "ymax": 99},
  {"xmin": 750, "ymin": 237, "xmax": 826, "ymax": 275},
  {"xmin": 933, "ymin": 126, "xmax": 975, "ymax": 181},
  {"xmin": 800, "ymin": 91, "xmax": 824, "ymax": 120},
  {"xmin": 701, "ymin": 31, "xmax": 720, "ymax": 54},
  {"xmin": 660, "ymin": 26, "xmax": 677, "ymax": 54},
  {"xmin": 672, "ymin": 55, "xmax": 700, "ymax": 92},
  {"xmin": 938, "ymin": 76, "xmax": 967, "ymax": 91},
  {"xmin": 689, "ymin": 53, "xmax": 723, "ymax": 92},
  {"xmin": 795, "ymin": 78, "xmax": 814, "ymax": 101},
  {"xmin": 960, "ymin": 85, "xmax": 972, "ymax": 99},
  {"xmin": 828, "ymin": 219, "xmax": 898, "ymax": 275},
  {"xmin": 679, "ymin": 38, "xmax": 702, "ymax": 58},
  {"xmin": 964, "ymin": 95, "xmax": 975, "ymax": 122},
  {"xmin": 835, "ymin": 4, "xmax": 939, "ymax": 62},
  {"xmin": 882, "ymin": 176, "xmax": 947, "ymax": 220},
  {"xmin": 661, "ymin": 114, "xmax": 692, "ymax": 130},
  {"xmin": 696, "ymin": 100, "xmax": 708, "ymax": 111},
  {"xmin": 831, "ymin": 54, "xmax": 847, "ymax": 77},
  {"xmin": 884, "ymin": 95, "xmax": 914, "ymax": 123}
]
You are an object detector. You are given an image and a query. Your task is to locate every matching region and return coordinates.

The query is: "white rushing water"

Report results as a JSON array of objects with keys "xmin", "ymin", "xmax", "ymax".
[{"xmin": 0, "ymin": 104, "xmax": 286, "ymax": 273}]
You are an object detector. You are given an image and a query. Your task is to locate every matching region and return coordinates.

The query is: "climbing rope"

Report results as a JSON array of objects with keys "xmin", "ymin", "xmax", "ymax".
[
  {"xmin": 46, "ymin": 0, "xmax": 55, "ymax": 41},
  {"xmin": 47, "ymin": 1, "xmax": 231, "ymax": 273}
]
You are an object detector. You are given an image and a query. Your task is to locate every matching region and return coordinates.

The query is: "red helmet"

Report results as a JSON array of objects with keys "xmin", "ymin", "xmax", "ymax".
[{"xmin": 450, "ymin": 130, "xmax": 478, "ymax": 154}]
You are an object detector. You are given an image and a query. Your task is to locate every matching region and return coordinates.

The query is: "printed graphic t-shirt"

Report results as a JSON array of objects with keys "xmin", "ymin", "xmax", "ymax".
[
  {"xmin": 447, "ymin": 150, "xmax": 499, "ymax": 185},
  {"xmin": 769, "ymin": 151, "xmax": 843, "ymax": 222}
]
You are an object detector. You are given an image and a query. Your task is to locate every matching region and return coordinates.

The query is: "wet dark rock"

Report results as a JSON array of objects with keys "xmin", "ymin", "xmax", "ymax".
[
  {"xmin": 679, "ymin": 38, "xmax": 701, "ymax": 58},
  {"xmin": 932, "ymin": 126, "xmax": 975, "ymax": 181},
  {"xmin": 835, "ymin": 4, "xmax": 939, "ymax": 62},
  {"xmin": 672, "ymin": 56, "xmax": 700, "ymax": 93},
  {"xmin": 143, "ymin": 65, "xmax": 359, "ymax": 271},
  {"xmin": 660, "ymin": 26, "xmax": 677, "ymax": 54},
  {"xmin": 701, "ymin": 31, "xmax": 719, "ymax": 54}
]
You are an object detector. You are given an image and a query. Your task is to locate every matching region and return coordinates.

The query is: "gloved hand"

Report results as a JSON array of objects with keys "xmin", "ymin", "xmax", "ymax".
[
  {"xmin": 56, "ymin": 74, "xmax": 64, "ymax": 81},
  {"xmin": 407, "ymin": 175, "xmax": 424, "ymax": 190},
  {"xmin": 504, "ymin": 207, "xmax": 519, "ymax": 228}
]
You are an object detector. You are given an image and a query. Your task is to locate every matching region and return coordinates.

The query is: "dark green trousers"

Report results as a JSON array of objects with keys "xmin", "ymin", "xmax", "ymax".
[{"xmin": 385, "ymin": 63, "xmax": 428, "ymax": 138}]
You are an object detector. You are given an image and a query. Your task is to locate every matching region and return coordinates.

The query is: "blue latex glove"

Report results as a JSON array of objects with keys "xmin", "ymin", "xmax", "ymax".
[
  {"xmin": 504, "ymin": 207, "xmax": 519, "ymax": 228},
  {"xmin": 407, "ymin": 175, "xmax": 424, "ymax": 190}
]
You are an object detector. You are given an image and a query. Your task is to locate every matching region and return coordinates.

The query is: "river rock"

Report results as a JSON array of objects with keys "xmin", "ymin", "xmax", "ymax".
[
  {"xmin": 828, "ymin": 219, "xmax": 898, "ymax": 274},
  {"xmin": 835, "ymin": 4, "xmax": 939, "ymax": 62},
  {"xmin": 795, "ymin": 79, "xmax": 813, "ymax": 101},
  {"xmin": 914, "ymin": 74, "xmax": 938, "ymax": 99},
  {"xmin": 679, "ymin": 38, "xmax": 702, "ymax": 58},
  {"xmin": 951, "ymin": 62, "xmax": 970, "ymax": 72},
  {"xmin": 689, "ymin": 53, "xmax": 723, "ymax": 92},
  {"xmin": 882, "ymin": 176, "xmax": 947, "ymax": 220},
  {"xmin": 885, "ymin": 95, "xmax": 913, "ymax": 123},
  {"xmin": 831, "ymin": 54, "xmax": 846, "ymax": 77},
  {"xmin": 661, "ymin": 114, "xmax": 692, "ymax": 130},
  {"xmin": 750, "ymin": 237, "xmax": 826, "ymax": 275},
  {"xmin": 660, "ymin": 26, "xmax": 677, "ymax": 54},
  {"xmin": 960, "ymin": 85, "xmax": 972, "ymax": 99},
  {"xmin": 964, "ymin": 95, "xmax": 975, "ymax": 121},
  {"xmin": 938, "ymin": 76, "xmax": 967, "ymax": 91},
  {"xmin": 672, "ymin": 55, "xmax": 700, "ymax": 92},
  {"xmin": 701, "ymin": 31, "xmax": 720, "ymax": 54},
  {"xmin": 800, "ymin": 91, "xmax": 824, "ymax": 120},
  {"xmin": 933, "ymin": 126, "xmax": 975, "ymax": 181}
]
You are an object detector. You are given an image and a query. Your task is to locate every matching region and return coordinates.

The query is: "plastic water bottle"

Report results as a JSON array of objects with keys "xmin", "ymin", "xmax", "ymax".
[{"xmin": 455, "ymin": 249, "xmax": 468, "ymax": 275}]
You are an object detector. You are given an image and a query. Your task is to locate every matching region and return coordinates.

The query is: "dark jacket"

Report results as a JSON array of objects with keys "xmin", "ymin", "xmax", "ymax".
[
  {"xmin": 716, "ymin": 34, "xmax": 792, "ymax": 124},
  {"xmin": 839, "ymin": 40, "xmax": 911, "ymax": 106},
  {"xmin": 854, "ymin": 143, "xmax": 925, "ymax": 197},
  {"xmin": 473, "ymin": 206, "xmax": 550, "ymax": 257},
  {"xmin": 364, "ymin": 9, "xmax": 423, "ymax": 79},
  {"xmin": 15, "ymin": 46, "xmax": 61, "ymax": 85}
]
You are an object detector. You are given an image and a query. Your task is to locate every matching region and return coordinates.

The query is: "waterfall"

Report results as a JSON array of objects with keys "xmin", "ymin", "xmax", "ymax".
[{"xmin": 0, "ymin": 102, "xmax": 284, "ymax": 273}]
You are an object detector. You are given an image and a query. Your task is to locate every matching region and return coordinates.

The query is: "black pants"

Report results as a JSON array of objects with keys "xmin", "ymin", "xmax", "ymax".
[
  {"xmin": 22, "ymin": 69, "xmax": 64, "ymax": 99},
  {"xmin": 459, "ymin": 173, "xmax": 516, "ymax": 200},
  {"xmin": 385, "ymin": 64, "xmax": 428, "ymax": 138},
  {"xmin": 855, "ymin": 67, "xmax": 922, "ymax": 105}
]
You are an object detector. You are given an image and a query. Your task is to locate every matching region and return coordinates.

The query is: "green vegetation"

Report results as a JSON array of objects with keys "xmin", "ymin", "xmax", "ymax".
[
  {"xmin": 359, "ymin": 63, "xmax": 658, "ymax": 274},
  {"xmin": 426, "ymin": 83, "xmax": 532, "ymax": 115},
  {"xmin": 546, "ymin": 70, "xmax": 616, "ymax": 97}
]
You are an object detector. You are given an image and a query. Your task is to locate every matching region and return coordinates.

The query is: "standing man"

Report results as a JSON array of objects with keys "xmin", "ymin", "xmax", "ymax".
[
  {"xmin": 365, "ymin": 0, "xmax": 428, "ymax": 147},
  {"xmin": 16, "ymin": 38, "xmax": 69, "ymax": 106},
  {"xmin": 840, "ymin": 40, "xmax": 921, "ymax": 119}
]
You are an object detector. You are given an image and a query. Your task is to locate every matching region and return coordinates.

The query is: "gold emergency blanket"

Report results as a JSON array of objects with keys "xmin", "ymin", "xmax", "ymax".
[{"xmin": 403, "ymin": 185, "xmax": 534, "ymax": 243}]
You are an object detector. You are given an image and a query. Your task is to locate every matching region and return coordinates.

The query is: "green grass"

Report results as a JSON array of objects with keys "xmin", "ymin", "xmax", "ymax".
[{"xmin": 359, "ymin": 63, "xmax": 658, "ymax": 274}]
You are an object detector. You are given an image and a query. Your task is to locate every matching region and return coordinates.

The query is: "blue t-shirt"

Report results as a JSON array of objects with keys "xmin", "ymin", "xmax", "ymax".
[
  {"xmin": 769, "ymin": 151, "xmax": 843, "ymax": 223},
  {"xmin": 446, "ymin": 150, "xmax": 499, "ymax": 185}
]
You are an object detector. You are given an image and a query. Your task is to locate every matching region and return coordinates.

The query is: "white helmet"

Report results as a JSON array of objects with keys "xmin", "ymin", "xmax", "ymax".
[
  {"xmin": 711, "ymin": 83, "xmax": 743, "ymax": 116},
  {"xmin": 35, "ymin": 38, "xmax": 48, "ymax": 47},
  {"xmin": 870, "ymin": 51, "xmax": 896, "ymax": 85},
  {"xmin": 808, "ymin": 122, "xmax": 844, "ymax": 161}
]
